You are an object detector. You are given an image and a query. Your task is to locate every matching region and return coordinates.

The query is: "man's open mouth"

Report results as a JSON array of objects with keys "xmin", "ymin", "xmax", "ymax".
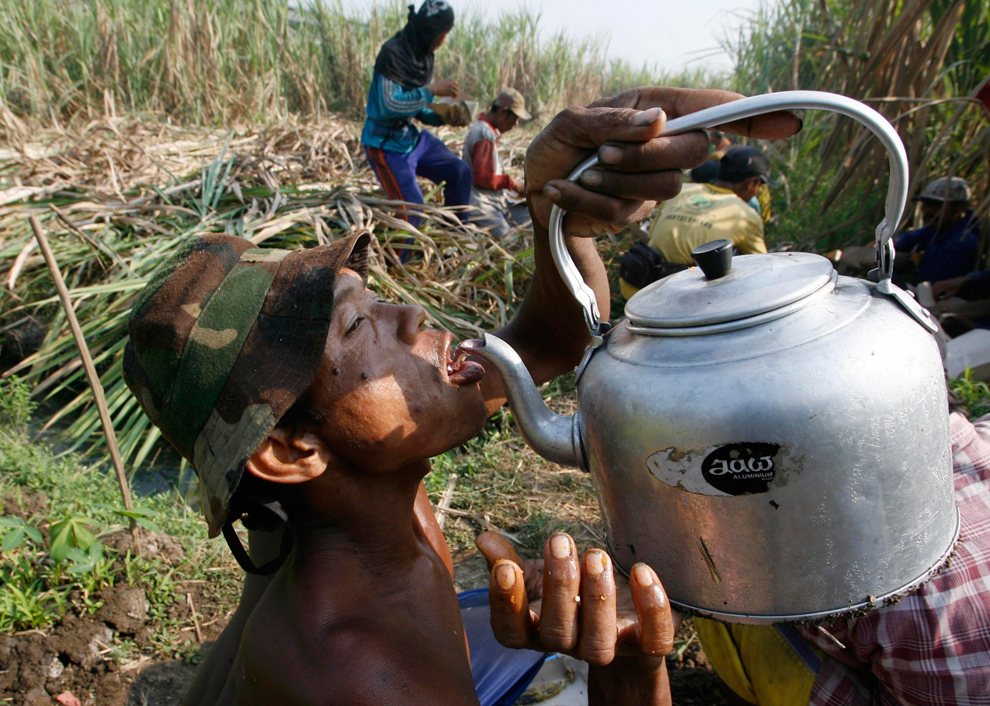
[{"xmin": 446, "ymin": 338, "xmax": 485, "ymax": 386}]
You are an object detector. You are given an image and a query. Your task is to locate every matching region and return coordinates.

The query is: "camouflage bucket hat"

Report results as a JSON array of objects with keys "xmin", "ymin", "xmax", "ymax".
[{"xmin": 123, "ymin": 232, "xmax": 371, "ymax": 538}]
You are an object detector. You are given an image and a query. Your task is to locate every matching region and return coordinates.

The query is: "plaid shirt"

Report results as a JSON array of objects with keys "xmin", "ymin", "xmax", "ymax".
[{"xmin": 796, "ymin": 412, "xmax": 990, "ymax": 705}]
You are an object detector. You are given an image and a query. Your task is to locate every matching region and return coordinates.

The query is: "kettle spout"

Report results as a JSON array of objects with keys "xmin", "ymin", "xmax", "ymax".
[{"xmin": 460, "ymin": 334, "xmax": 583, "ymax": 469}]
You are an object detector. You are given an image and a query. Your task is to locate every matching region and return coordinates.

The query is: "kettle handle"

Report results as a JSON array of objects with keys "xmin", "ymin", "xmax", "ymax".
[{"xmin": 548, "ymin": 90, "xmax": 909, "ymax": 338}]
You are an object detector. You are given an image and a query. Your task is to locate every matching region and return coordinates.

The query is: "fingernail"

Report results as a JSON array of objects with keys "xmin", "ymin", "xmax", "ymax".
[
  {"xmin": 634, "ymin": 107, "xmax": 662, "ymax": 126},
  {"xmin": 543, "ymin": 184, "xmax": 561, "ymax": 200},
  {"xmin": 633, "ymin": 563, "xmax": 654, "ymax": 587},
  {"xmin": 579, "ymin": 169, "xmax": 602, "ymax": 188},
  {"xmin": 599, "ymin": 145, "xmax": 623, "ymax": 165},
  {"xmin": 495, "ymin": 563, "xmax": 516, "ymax": 590},
  {"xmin": 585, "ymin": 550, "xmax": 606, "ymax": 577},
  {"xmin": 550, "ymin": 533, "xmax": 571, "ymax": 559}
]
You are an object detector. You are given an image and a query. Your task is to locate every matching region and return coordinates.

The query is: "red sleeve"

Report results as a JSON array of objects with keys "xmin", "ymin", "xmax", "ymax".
[{"xmin": 471, "ymin": 140, "xmax": 513, "ymax": 191}]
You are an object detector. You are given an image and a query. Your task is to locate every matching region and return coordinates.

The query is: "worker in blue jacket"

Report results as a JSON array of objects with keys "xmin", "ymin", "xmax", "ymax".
[
  {"xmin": 362, "ymin": 1, "xmax": 472, "ymax": 262},
  {"xmin": 895, "ymin": 176, "xmax": 980, "ymax": 285}
]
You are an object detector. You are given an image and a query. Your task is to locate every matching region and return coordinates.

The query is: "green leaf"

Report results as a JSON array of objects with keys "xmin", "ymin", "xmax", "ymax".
[
  {"xmin": 23, "ymin": 526, "xmax": 43, "ymax": 544},
  {"xmin": 65, "ymin": 547, "xmax": 88, "ymax": 562},
  {"xmin": 49, "ymin": 517, "xmax": 97, "ymax": 562},
  {"xmin": 2, "ymin": 527, "xmax": 25, "ymax": 552},
  {"xmin": 71, "ymin": 524, "xmax": 96, "ymax": 551},
  {"xmin": 136, "ymin": 517, "xmax": 162, "ymax": 534},
  {"xmin": 115, "ymin": 506, "xmax": 155, "ymax": 519},
  {"xmin": 49, "ymin": 521, "xmax": 74, "ymax": 563}
]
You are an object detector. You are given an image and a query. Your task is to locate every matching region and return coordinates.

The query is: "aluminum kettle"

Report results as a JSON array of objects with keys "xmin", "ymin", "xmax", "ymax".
[{"xmin": 465, "ymin": 91, "xmax": 960, "ymax": 624}]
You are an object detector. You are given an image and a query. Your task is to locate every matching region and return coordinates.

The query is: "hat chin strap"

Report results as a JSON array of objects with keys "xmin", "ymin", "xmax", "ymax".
[{"xmin": 222, "ymin": 485, "xmax": 294, "ymax": 576}]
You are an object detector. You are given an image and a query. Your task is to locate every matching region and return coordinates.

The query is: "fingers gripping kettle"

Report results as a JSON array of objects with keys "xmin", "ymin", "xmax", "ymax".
[{"xmin": 466, "ymin": 91, "xmax": 959, "ymax": 623}]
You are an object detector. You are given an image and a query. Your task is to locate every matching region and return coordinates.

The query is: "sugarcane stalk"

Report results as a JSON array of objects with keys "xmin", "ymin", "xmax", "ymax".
[{"xmin": 29, "ymin": 216, "xmax": 137, "ymax": 522}]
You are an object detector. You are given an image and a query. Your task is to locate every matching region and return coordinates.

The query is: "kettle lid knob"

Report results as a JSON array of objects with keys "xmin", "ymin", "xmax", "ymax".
[{"xmin": 692, "ymin": 239, "xmax": 733, "ymax": 280}]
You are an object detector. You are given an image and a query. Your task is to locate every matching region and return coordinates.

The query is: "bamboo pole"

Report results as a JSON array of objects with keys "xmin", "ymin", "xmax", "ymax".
[{"xmin": 29, "ymin": 216, "xmax": 135, "ymax": 515}]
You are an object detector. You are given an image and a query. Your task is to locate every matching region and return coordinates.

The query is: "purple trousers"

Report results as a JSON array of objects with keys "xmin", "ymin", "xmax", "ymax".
[{"xmin": 365, "ymin": 130, "xmax": 472, "ymax": 261}]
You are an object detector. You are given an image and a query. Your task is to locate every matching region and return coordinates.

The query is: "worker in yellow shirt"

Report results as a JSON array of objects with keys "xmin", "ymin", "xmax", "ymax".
[{"xmin": 619, "ymin": 146, "xmax": 773, "ymax": 299}]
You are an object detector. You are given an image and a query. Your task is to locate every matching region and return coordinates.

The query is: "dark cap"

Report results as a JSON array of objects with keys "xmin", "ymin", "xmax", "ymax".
[
  {"xmin": 719, "ymin": 146, "xmax": 776, "ymax": 187},
  {"xmin": 690, "ymin": 159, "xmax": 720, "ymax": 184},
  {"xmin": 915, "ymin": 177, "xmax": 971, "ymax": 203}
]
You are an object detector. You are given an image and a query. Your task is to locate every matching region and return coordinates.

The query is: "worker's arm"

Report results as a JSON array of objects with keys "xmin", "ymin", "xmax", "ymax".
[
  {"xmin": 375, "ymin": 74, "xmax": 435, "ymax": 120},
  {"xmin": 480, "ymin": 86, "xmax": 802, "ymax": 414},
  {"xmin": 934, "ymin": 297, "xmax": 990, "ymax": 319}
]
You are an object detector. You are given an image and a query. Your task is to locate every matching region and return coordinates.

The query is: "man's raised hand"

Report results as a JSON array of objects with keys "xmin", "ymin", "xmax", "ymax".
[
  {"xmin": 523, "ymin": 86, "xmax": 802, "ymax": 237},
  {"xmin": 476, "ymin": 531, "xmax": 674, "ymax": 665},
  {"xmin": 428, "ymin": 78, "xmax": 460, "ymax": 99}
]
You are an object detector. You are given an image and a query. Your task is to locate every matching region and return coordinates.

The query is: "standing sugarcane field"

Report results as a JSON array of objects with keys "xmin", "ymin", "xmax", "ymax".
[{"xmin": 1, "ymin": 1, "xmax": 989, "ymax": 705}]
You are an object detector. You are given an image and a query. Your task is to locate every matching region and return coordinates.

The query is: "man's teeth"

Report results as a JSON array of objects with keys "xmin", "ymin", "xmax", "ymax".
[{"xmin": 447, "ymin": 350, "xmax": 466, "ymax": 377}]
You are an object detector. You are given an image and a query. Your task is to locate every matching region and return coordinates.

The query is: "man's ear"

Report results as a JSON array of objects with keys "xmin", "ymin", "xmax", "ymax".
[{"xmin": 245, "ymin": 425, "xmax": 331, "ymax": 484}]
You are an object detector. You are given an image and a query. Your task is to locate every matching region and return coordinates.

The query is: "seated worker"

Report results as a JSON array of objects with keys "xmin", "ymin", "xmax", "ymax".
[
  {"xmin": 893, "ymin": 176, "xmax": 979, "ymax": 286},
  {"xmin": 693, "ymin": 393, "xmax": 990, "ymax": 705},
  {"xmin": 831, "ymin": 176, "xmax": 979, "ymax": 284},
  {"xmin": 618, "ymin": 145, "xmax": 771, "ymax": 299},
  {"xmin": 130, "ymin": 88, "xmax": 801, "ymax": 705},
  {"xmin": 462, "ymin": 87, "xmax": 530, "ymax": 238},
  {"xmin": 361, "ymin": 0, "xmax": 472, "ymax": 262}
]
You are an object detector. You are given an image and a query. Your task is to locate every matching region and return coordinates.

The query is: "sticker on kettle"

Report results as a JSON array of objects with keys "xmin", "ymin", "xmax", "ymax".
[{"xmin": 647, "ymin": 442, "xmax": 782, "ymax": 496}]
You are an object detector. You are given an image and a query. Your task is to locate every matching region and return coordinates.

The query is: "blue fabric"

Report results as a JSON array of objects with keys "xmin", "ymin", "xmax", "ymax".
[
  {"xmin": 364, "ymin": 129, "xmax": 472, "ymax": 227},
  {"xmin": 459, "ymin": 587, "xmax": 547, "ymax": 706},
  {"xmin": 775, "ymin": 625, "xmax": 822, "ymax": 673},
  {"xmin": 361, "ymin": 71, "xmax": 443, "ymax": 153},
  {"xmin": 895, "ymin": 214, "xmax": 980, "ymax": 284}
]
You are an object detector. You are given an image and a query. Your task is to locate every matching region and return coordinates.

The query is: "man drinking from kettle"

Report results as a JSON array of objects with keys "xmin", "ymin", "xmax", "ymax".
[{"xmin": 132, "ymin": 86, "xmax": 799, "ymax": 705}]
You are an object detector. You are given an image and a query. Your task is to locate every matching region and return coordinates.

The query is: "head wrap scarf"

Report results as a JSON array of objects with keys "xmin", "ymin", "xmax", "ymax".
[{"xmin": 374, "ymin": 1, "xmax": 455, "ymax": 89}]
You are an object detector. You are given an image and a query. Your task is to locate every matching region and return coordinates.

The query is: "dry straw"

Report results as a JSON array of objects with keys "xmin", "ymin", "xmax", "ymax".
[{"xmin": 0, "ymin": 114, "xmax": 534, "ymax": 470}]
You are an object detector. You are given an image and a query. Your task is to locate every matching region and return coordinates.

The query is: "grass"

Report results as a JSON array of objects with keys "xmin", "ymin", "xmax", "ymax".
[
  {"xmin": 0, "ymin": 0, "xmax": 714, "ymax": 129},
  {"xmin": 0, "ymin": 377, "xmax": 241, "ymax": 652},
  {"xmin": 949, "ymin": 370, "xmax": 990, "ymax": 420}
]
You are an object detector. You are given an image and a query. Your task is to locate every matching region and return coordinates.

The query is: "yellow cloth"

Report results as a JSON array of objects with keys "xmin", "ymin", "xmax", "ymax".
[
  {"xmin": 757, "ymin": 183, "xmax": 772, "ymax": 224},
  {"xmin": 694, "ymin": 619, "xmax": 819, "ymax": 706},
  {"xmin": 648, "ymin": 183, "xmax": 767, "ymax": 265},
  {"xmin": 619, "ymin": 276, "xmax": 640, "ymax": 301}
]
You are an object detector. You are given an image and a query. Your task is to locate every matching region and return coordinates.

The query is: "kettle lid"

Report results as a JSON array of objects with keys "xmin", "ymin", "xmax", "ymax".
[{"xmin": 624, "ymin": 249, "xmax": 835, "ymax": 330}]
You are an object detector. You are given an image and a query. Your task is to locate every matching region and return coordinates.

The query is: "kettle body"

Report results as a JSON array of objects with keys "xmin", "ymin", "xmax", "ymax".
[
  {"xmin": 578, "ymin": 262, "xmax": 957, "ymax": 622},
  {"xmin": 465, "ymin": 91, "xmax": 960, "ymax": 624}
]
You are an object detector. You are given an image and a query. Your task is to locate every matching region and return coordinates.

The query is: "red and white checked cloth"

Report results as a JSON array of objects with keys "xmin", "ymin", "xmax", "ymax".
[{"xmin": 796, "ymin": 411, "xmax": 990, "ymax": 705}]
